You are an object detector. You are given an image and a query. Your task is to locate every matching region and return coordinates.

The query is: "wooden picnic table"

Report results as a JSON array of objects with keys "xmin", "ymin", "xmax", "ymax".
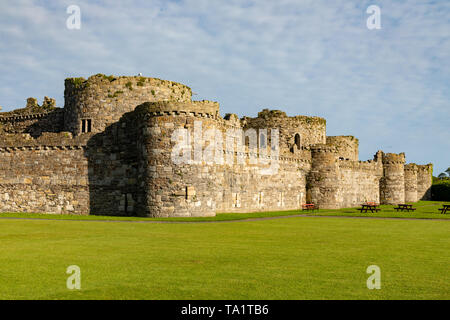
[
  {"xmin": 394, "ymin": 204, "xmax": 416, "ymax": 212},
  {"xmin": 358, "ymin": 204, "xmax": 380, "ymax": 213},
  {"xmin": 438, "ymin": 204, "xmax": 450, "ymax": 214},
  {"xmin": 302, "ymin": 203, "xmax": 318, "ymax": 212}
]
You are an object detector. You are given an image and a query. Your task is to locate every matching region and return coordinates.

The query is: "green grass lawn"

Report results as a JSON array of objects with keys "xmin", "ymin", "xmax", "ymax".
[
  {"xmin": 0, "ymin": 206, "xmax": 449, "ymax": 299},
  {"xmin": 0, "ymin": 201, "xmax": 449, "ymax": 222}
]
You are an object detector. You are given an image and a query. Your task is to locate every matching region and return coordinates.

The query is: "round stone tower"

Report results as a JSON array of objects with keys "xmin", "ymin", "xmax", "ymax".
[
  {"xmin": 404, "ymin": 163, "xmax": 418, "ymax": 202},
  {"xmin": 380, "ymin": 152, "xmax": 405, "ymax": 205},
  {"xmin": 417, "ymin": 164, "xmax": 433, "ymax": 200},
  {"xmin": 307, "ymin": 144, "xmax": 340, "ymax": 209},
  {"xmin": 63, "ymin": 74, "xmax": 192, "ymax": 136},
  {"xmin": 242, "ymin": 109, "xmax": 326, "ymax": 154},
  {"xmin": 135, "ymin": 100, "xmax": 221, "ymax": 217}
]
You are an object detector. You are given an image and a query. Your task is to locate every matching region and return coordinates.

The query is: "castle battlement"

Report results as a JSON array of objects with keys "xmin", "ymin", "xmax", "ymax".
[{"xmin": 0, "ymin": 74, "xmax": 433, "ymax": 217}]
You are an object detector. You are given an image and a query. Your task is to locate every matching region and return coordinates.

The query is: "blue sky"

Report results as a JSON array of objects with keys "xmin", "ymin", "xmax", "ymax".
[{"xmin": 0, "ymin": 0, "xmax": 449, "ymax": 174}]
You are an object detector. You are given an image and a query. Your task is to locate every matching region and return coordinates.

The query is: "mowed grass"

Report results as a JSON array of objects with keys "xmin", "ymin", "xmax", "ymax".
[
  {"xmin": 0, "ymin": 215, "xmax": 449, "ymax": 299},
  {"xmin": 0, "ymin": 201, "xmax": 449, "ymax": 222}
]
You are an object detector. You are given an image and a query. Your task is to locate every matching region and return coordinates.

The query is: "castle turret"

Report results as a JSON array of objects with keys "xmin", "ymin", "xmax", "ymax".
[
  {"xmin": 417, "ymin": 164, "xmax": 433, "ymax": 200},
  {"xmin": 136, "ymin": 101, "xmax": 220, "ymax": 217},
  {"xmin": 404, "ymin": 163, "xmax": 418, "ymax": 202},
  {"xmin": 380, "ymin": 152, "xmax": 405, "ymax": 205},
  {"xmin": 63, "ymin": 74, "xmax": 192, "ymax": 136},
  {"xmin": 326, "ymin": 136, "xmax": 359, "ymax": 161},
  {"xmin": 242, "ymin": 109, "xmax": 326, "ymax": 154},
  {"xmin": 307, "ymin": 144, "xmax": 340, "ymax": 209}
]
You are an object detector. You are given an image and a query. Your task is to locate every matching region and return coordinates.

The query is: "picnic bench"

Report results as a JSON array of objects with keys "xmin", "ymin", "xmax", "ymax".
[
  {"xmin": 394, "ymin": 204, "xmax": 416, "ymax": 212},
  {"xmin": 302, "ymin": 203, "xmax": 318, "ymax": 212},
  {"xmin": 438, "ymin": 204, "xmax": 450, "ymax": 214},
  {"xmin": 358, "ymin": 203, "xmax": 380, "ymax": 213}
]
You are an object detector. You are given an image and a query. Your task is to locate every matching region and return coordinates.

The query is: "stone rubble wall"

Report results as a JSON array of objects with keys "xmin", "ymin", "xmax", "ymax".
[
  {"xmin": 0, "ymin": 133, "xmax": 89, "ymax": 214},
  {"xmin": 337, "ymin": 159, "xmax": 383, "ymax": 207}
]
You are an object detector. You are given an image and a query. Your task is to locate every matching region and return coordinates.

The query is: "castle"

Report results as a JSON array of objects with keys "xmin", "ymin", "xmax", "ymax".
[{"xmin": 0, "ymin": 74, "xmax": 433, "ymax": 217}]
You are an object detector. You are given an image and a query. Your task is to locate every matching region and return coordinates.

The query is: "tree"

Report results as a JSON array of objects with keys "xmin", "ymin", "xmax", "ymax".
[
  {"xmin": 438, "ymin": 173, "xmax": 448, "ymax": 179},
  {"xmin": 446, "ymin": 167, "xmax": 450, "ymax": 175}
]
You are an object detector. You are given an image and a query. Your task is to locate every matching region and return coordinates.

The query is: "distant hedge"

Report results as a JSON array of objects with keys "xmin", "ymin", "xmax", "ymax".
[{"xmin": 431, "ymin": 180, "xmax": 450, "ymax": 201}]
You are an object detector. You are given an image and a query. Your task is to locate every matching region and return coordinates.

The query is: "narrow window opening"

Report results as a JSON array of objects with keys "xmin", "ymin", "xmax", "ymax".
[
  {"xmin": 81, "ymin": 119, "xmax": 92, "ymax": 133},
  {"xmin": 295, "ymin": 133, "xmax": 301, "ymax": 149}
]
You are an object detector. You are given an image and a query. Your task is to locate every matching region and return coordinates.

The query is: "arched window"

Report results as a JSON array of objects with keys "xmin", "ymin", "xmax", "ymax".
[{"xmin": 294, "ymin": 133, "xmax": 301, "ymax": 149}]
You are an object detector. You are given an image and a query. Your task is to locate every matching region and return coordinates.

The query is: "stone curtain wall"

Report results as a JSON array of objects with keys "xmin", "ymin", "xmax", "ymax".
[
  {"xmin": 337, "ymin": 159, "xmax": 383, "ymax": 207},
  {"xmin": 0, "ymin": 109, "xmax": 64, "ymax": 137},
  {"xmin": 0, "ymin": 133, "xmax": 89, "ymax": 214}
]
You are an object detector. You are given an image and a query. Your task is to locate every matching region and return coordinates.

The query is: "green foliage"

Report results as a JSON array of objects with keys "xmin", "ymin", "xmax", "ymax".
[
  {"xmin": 107, "ymin": 90, "xmax": 124, "ymax": 98},
  {"xmin": 137, "ymin": 77, "xmax": 146, "ymax": 86},
  {"xmin": 125, "ymin": 81, "xmax": 133, "ymax": 90},
  {"xmin": 68, "ymin": 77, "xmax": 88, "ymax": 89},
  {"xmin": 432, "ymin": 180, "xmax": 450, "ymax": 201},
  {"xmin": 151, "ymin": 90, "xmax": 155, "ymax": 96},
  {"xmin": 94, "ymin": 74, "xmax": 116, "ymax": 82}
]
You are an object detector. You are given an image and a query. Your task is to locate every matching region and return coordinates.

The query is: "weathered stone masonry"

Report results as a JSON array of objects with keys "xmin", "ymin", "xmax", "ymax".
[{"xmin": 0, "ymin": 74, "xmax": 433, "ymax": 216}]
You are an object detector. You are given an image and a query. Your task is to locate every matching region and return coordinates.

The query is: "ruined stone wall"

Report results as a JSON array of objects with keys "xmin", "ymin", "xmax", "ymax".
[
  {"xmin": 0, "ymin": 109, "xmax": 64, "ymax": 137},
  {"xmin": 64, "ymin": 74, "xmax": 193, "ymax": 136},
  {"xmin": 337, "ymin": 159, "xmax": 382, "ymax": 207},
  {"xmin": 417, "ymin": 164, "xmax": 433, "ymax": 200},
  {"xmin": 326, "ymin": 136, "xmax": 359, "ymax": 161},
  {"xmin": 0, "ymin": 109, "xmax": 147, "ymax": 216},
  {"xmin": 0, "ymin": 133, "xmax": 89, "ymax": 214},
  {"xmin": 404, "ymin": 163, "xmax": 418, "ymax": 202},
  {"xmin": 380, "ymin": 152, "xmax": 405, "ymax": 205}
]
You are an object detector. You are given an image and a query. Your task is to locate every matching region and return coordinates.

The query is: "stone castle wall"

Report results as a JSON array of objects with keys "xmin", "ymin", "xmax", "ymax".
[
  {"xmin": 0, "ymin": 74, "xmax": 434, "ymax": 216},
  {"xmin": 0, "ymin": 133, "xmax": 89, "ymax": 214}
]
